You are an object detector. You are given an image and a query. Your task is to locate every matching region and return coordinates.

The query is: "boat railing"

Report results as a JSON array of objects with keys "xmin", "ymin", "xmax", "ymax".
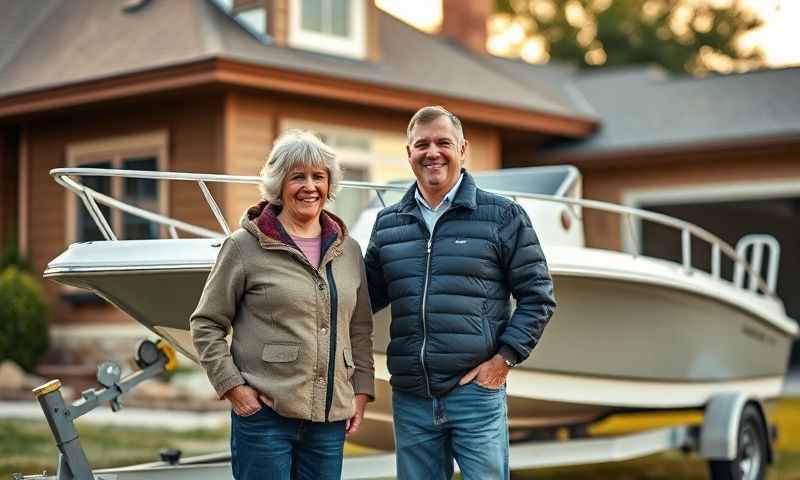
[{"xmin": 50, "ymin": 167, "xmax": 777, "ymax": 299}]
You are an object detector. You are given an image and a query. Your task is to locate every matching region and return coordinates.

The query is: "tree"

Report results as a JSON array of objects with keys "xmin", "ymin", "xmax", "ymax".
[{"xmin": 494, "ymin": 0, "xmax": 765, "ymax": 74}]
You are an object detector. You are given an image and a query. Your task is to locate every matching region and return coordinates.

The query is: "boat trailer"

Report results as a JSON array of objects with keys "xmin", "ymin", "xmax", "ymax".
[{"xmin": 18, "ymin": 340, "xmax": 774, "ymax": 480}]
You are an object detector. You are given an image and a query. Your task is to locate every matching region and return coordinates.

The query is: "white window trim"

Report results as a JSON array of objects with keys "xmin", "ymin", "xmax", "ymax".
[
  {"xmin": 288, "ymin": 0, "xmax": 366, "ymax": 59},
  {"xmin": 620, "ymin": 179, "xmax": 800, "ymax": 255},
  {"xmin": 65, "ymin": 131, "xmax": 169, "ymax": 245}
]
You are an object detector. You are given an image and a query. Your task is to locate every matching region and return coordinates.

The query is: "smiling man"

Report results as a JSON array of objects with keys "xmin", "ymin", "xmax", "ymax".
[{"xmin": 364, "ymin": 106, "xmax": 556, "ymax": 480}]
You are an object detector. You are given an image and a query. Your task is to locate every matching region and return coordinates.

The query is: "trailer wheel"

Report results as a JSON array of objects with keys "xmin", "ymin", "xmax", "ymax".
[{"xmin": 708, "ymin": 404, "xmax": 767, "ymax": 480}]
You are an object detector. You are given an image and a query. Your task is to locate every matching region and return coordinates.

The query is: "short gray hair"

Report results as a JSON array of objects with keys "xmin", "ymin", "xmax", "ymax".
[
  {"xmin": 259, "ymin": 130, "xmax": 342, "ymax": 205},
  {"xmin": 406, "ymin": 106, "xmax": 465, "ymax": 145}
]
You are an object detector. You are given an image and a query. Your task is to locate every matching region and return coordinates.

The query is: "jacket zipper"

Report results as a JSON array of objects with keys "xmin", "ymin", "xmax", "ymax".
[
  {"xmin": 324, "ymin": 262, "xmax": 338, "ymax": 422},
  {"xmin": 420, "ymin": 234, "xmax": 433, "ymax": 398},
  {"xmin": 409, "ymin": 205, "xmax": 456, "ymax": 399}
]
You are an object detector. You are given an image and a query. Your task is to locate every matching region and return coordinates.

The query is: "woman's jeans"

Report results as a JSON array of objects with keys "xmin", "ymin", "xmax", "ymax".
[
  {"xmin": 230, "ymin": 405, "xmax": 346, "ymax": 480},
  {"xmin": 392, "ymin": 382, "xmax": 509, "ymax": 480}
]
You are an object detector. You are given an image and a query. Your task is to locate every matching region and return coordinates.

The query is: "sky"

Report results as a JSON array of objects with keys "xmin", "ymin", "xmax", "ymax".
[{"xmin": 375, "ymin": 0, "xmax": 800, "ymax": 69}]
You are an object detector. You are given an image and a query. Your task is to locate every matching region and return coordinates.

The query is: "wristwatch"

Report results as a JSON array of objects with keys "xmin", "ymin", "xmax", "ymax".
[{"xmin": 498, "ymin": 346, "xmax": 518, "ymax": 368}]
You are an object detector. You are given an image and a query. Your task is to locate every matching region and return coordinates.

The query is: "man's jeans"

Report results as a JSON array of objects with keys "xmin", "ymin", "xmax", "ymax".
[
  {"xmin": 230, "ymin": 405, "xmax": 346, "ymax": 480},
  {"xmin": 392, "ymin": 382, "xmax": 509, "ymax": 480}
]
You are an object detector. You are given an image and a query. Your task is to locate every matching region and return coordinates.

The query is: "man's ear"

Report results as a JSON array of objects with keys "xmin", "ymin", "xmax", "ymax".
[{"xmin": 461, "ymin": 139, "xmax": 469, "ymax": 164}]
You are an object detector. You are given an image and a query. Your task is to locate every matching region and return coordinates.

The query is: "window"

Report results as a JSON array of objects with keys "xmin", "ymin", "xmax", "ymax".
[
  {"xmin": 301, "ymin": 0, "xmax": 350, "ymax": 37},
  {"xmin": 66, "ymin": 132, "xmax": 168, "ymax": 243},
  {"xmin": 121, "ymin": 157, "xmax": 160, "ymax": 240},
  {"xmin": 289, "ymin": 0, "xmax": 366, "ymax": 59}
]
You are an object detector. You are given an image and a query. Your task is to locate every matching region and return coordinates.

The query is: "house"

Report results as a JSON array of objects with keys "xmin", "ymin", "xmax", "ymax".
[{"xmin": 0, "ymin": 0, "xmax": 797, "ymax": 365}]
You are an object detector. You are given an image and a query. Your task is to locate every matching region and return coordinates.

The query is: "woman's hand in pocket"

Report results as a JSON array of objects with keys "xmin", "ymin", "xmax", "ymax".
[{"xmin": 225, "ymin": 385, "xmax": 263, "ymax": 416}]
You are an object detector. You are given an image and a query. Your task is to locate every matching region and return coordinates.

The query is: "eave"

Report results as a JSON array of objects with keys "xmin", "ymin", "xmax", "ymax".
[
  {"xmin": 536, "ymin": 134, "xmax": 800, "ymax": 169},
  {"xmin": 0, "ymin": 58, "xmax": 598, "ymax": 138}
]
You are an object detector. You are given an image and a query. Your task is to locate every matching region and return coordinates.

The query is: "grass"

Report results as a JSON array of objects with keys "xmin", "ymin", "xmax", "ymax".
[
  {"xmin": 1, "ymin": 420, "xmax": 229, "ymax": 478},
  {"xmin": 3, "ymin": 398, "xmax": 799, "ymax": 479}
]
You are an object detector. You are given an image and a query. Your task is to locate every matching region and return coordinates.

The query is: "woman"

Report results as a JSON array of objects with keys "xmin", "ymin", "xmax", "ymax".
[{"xmin": 190, "ymin": 131, "xmax": 374, "ymax": 480}]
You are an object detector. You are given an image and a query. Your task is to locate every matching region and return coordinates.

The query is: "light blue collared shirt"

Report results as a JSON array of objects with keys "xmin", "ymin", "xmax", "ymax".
[{"xmin": 414, "ymin": 173, "xmax": 464, "ymax": 234}]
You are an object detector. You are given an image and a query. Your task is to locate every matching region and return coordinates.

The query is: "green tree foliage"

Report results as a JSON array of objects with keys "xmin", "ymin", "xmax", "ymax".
[
  {"xmin": 495, "ymin": 0, "xmax": 764, "ymax": 74},
  {"xmin": 0, "ymin": 266, "xmax": 48, "ymax": 371}
]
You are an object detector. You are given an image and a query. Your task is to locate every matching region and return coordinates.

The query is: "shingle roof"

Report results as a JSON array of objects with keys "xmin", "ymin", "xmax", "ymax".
[
  {"xmin": 542, "ymin": 65, "xmax": 800, "ymax": 156},
  {"xmin": 3, "ymin": 0, "xmax": 793, "ymax": 152},
  {"xmin": 0, "ymin": 0, "xmax": 589, "ymax": 122}
]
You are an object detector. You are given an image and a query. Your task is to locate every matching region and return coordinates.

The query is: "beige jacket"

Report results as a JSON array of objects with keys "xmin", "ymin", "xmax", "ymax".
[{"xmin": 190, "ymin": 202, "xmax": 374, "ymax": 422}]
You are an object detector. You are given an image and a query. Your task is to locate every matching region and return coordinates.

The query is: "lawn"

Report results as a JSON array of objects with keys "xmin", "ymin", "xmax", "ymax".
[{"xmin": 3, "ymin": 398, "xmax": 799, "ymax": 479}]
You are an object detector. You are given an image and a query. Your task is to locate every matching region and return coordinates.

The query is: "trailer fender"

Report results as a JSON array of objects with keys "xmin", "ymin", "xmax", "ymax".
[{"xmin": 699, "ymin": 393, "xmax": 772, "ymax": 463}]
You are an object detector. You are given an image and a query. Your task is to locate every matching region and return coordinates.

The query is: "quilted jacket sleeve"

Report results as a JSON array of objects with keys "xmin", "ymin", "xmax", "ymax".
[
  {"xmin": 364, "ymin": 218, "xmax": 390, "ymax": 314},
  {"xmin": 496, "ymin": 202, "xmax": 556, "ymax": 363}
]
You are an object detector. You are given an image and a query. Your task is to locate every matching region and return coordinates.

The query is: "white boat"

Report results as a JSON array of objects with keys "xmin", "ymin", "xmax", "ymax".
[{"xmin": 44, "ymin": 166, "xmax": 798, "ymax": 455}]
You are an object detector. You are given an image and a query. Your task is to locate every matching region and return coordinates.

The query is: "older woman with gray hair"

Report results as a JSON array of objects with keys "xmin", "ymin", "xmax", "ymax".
[{"xmin": 190, "ymin": 130, "xmax": 375, "ymax": 480}]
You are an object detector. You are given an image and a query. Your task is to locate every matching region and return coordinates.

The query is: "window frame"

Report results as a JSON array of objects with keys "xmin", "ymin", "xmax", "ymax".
[
  {"xmin": 288, "ymin": 0, "xmax": 367, "ymax": 59},
  {"xmin": 65, "ymin": 131, "xmax": 169, "ymax": 244}
]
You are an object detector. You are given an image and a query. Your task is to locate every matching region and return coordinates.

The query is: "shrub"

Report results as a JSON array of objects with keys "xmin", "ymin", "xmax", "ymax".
[
  {"xmin": 0, "ymin": 266, "xmax": 48, "ymax": 371},
  {"xmin": 0, "ymin": 241, "xmax": 32, "ymax": 273}
]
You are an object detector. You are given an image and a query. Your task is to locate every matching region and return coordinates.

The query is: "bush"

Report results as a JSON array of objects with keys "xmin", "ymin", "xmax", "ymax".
[
  {"xmin": 0, "ymin": 242, "xmax": 32, "ymax": 273},
  {"xmin": 0, "ymin": 266, "xmax": 48, "ymax": 371}
]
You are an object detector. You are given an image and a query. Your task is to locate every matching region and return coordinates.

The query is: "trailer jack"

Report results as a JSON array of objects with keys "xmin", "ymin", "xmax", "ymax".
[{"xmin": 31, "ymin": 339, "xmax": 177, "ymax": 480}]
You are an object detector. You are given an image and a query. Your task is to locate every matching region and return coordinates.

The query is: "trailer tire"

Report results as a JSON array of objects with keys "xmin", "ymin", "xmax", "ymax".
[{"xmin": 708, "ymin": 404, "xmax": 767, "ymax": 480}]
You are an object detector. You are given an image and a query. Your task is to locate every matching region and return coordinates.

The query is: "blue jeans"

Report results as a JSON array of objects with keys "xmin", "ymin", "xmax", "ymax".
[
  {"xmin": 230, "ymin": 405, "xmax": 346, "ymax": 480},
  {"xmin": 392, "ymin": 382, "xmax": 509, "ymax": 480}
]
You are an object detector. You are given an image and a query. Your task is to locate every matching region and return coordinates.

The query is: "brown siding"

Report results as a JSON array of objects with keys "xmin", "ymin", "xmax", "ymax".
[
  {"xmin": 275, "ymin": 97, "xmax": 409, "ymax": 134},
  {"xmin": 0, "ymin": 128, "xmax": 18, "ymax": 251},
  {"xmin": 463, "ymin": 123, "xmax": 501, "ymax": 171},
  {"xmin": 223, "ymin": 92, "xmax": 276, "ymax": 223},
  {"xmin": 579, "ymin": 147, "xmax": 800, "ymax": 251},
  {"xmin": 269, "ymin": 97, "xmax": 502, "ymax": 171},
  {"xmin": 26, "ymin": 92, "xmax": 224, "ymax": 326}
]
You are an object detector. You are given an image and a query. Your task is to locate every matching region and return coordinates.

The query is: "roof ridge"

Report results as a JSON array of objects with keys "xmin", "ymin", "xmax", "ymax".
[
  {"xmin": 662, "ymin": 65, "xmax": 800, "ymax": 86},
  {"xmin": 377, "ymin": 15, "xmax": 590, "ymax": 119}
]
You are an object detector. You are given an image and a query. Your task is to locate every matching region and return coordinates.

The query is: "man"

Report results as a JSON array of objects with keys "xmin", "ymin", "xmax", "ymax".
[{"xmin": 364, "ymin": 105, "xmax": 556, "ymax": 480}]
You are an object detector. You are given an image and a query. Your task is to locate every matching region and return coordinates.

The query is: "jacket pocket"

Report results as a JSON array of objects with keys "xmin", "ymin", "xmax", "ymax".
[
  {"xmin": 481, "ymin": 302, "xmax": 495, "ymax": 356},
  {"xmin": 343, "ymin": 348, "xmax": 355, "ymax": 380},
  {"xmin": 262, "ymin": 343, "xmax": 300, "ymax": 363}
]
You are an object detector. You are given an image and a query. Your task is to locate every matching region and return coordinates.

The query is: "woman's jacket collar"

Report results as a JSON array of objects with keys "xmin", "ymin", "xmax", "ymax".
[{"xmin": 241, "ymin": 201, "xmax": 347, "ymax": 263}]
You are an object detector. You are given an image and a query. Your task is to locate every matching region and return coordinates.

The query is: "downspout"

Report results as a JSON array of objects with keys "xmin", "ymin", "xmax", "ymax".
[{"xmin": 18, "ymin": 124, "xmax": 28, "ymax": 257}]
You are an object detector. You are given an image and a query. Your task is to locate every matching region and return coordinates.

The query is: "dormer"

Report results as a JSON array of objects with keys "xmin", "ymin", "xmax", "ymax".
[
  {"xmin": 213, "ymin": 0, "xmax": 378, "ymax": 60},
  {"xmin": 288, "ymin": 0, "xmax": 368, "ymax": 59}
]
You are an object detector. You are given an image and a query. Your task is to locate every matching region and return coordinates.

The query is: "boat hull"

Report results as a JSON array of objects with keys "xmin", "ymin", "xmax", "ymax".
[{"xmin": 44, "ymin": 241, "xmax": 796, "ymax": 450}]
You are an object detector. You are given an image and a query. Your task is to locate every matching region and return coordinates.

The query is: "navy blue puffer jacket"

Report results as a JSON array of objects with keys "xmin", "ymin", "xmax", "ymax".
[{"xmin": 365, "ymin": 170, "xmax": 556, "ymax": 398}]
